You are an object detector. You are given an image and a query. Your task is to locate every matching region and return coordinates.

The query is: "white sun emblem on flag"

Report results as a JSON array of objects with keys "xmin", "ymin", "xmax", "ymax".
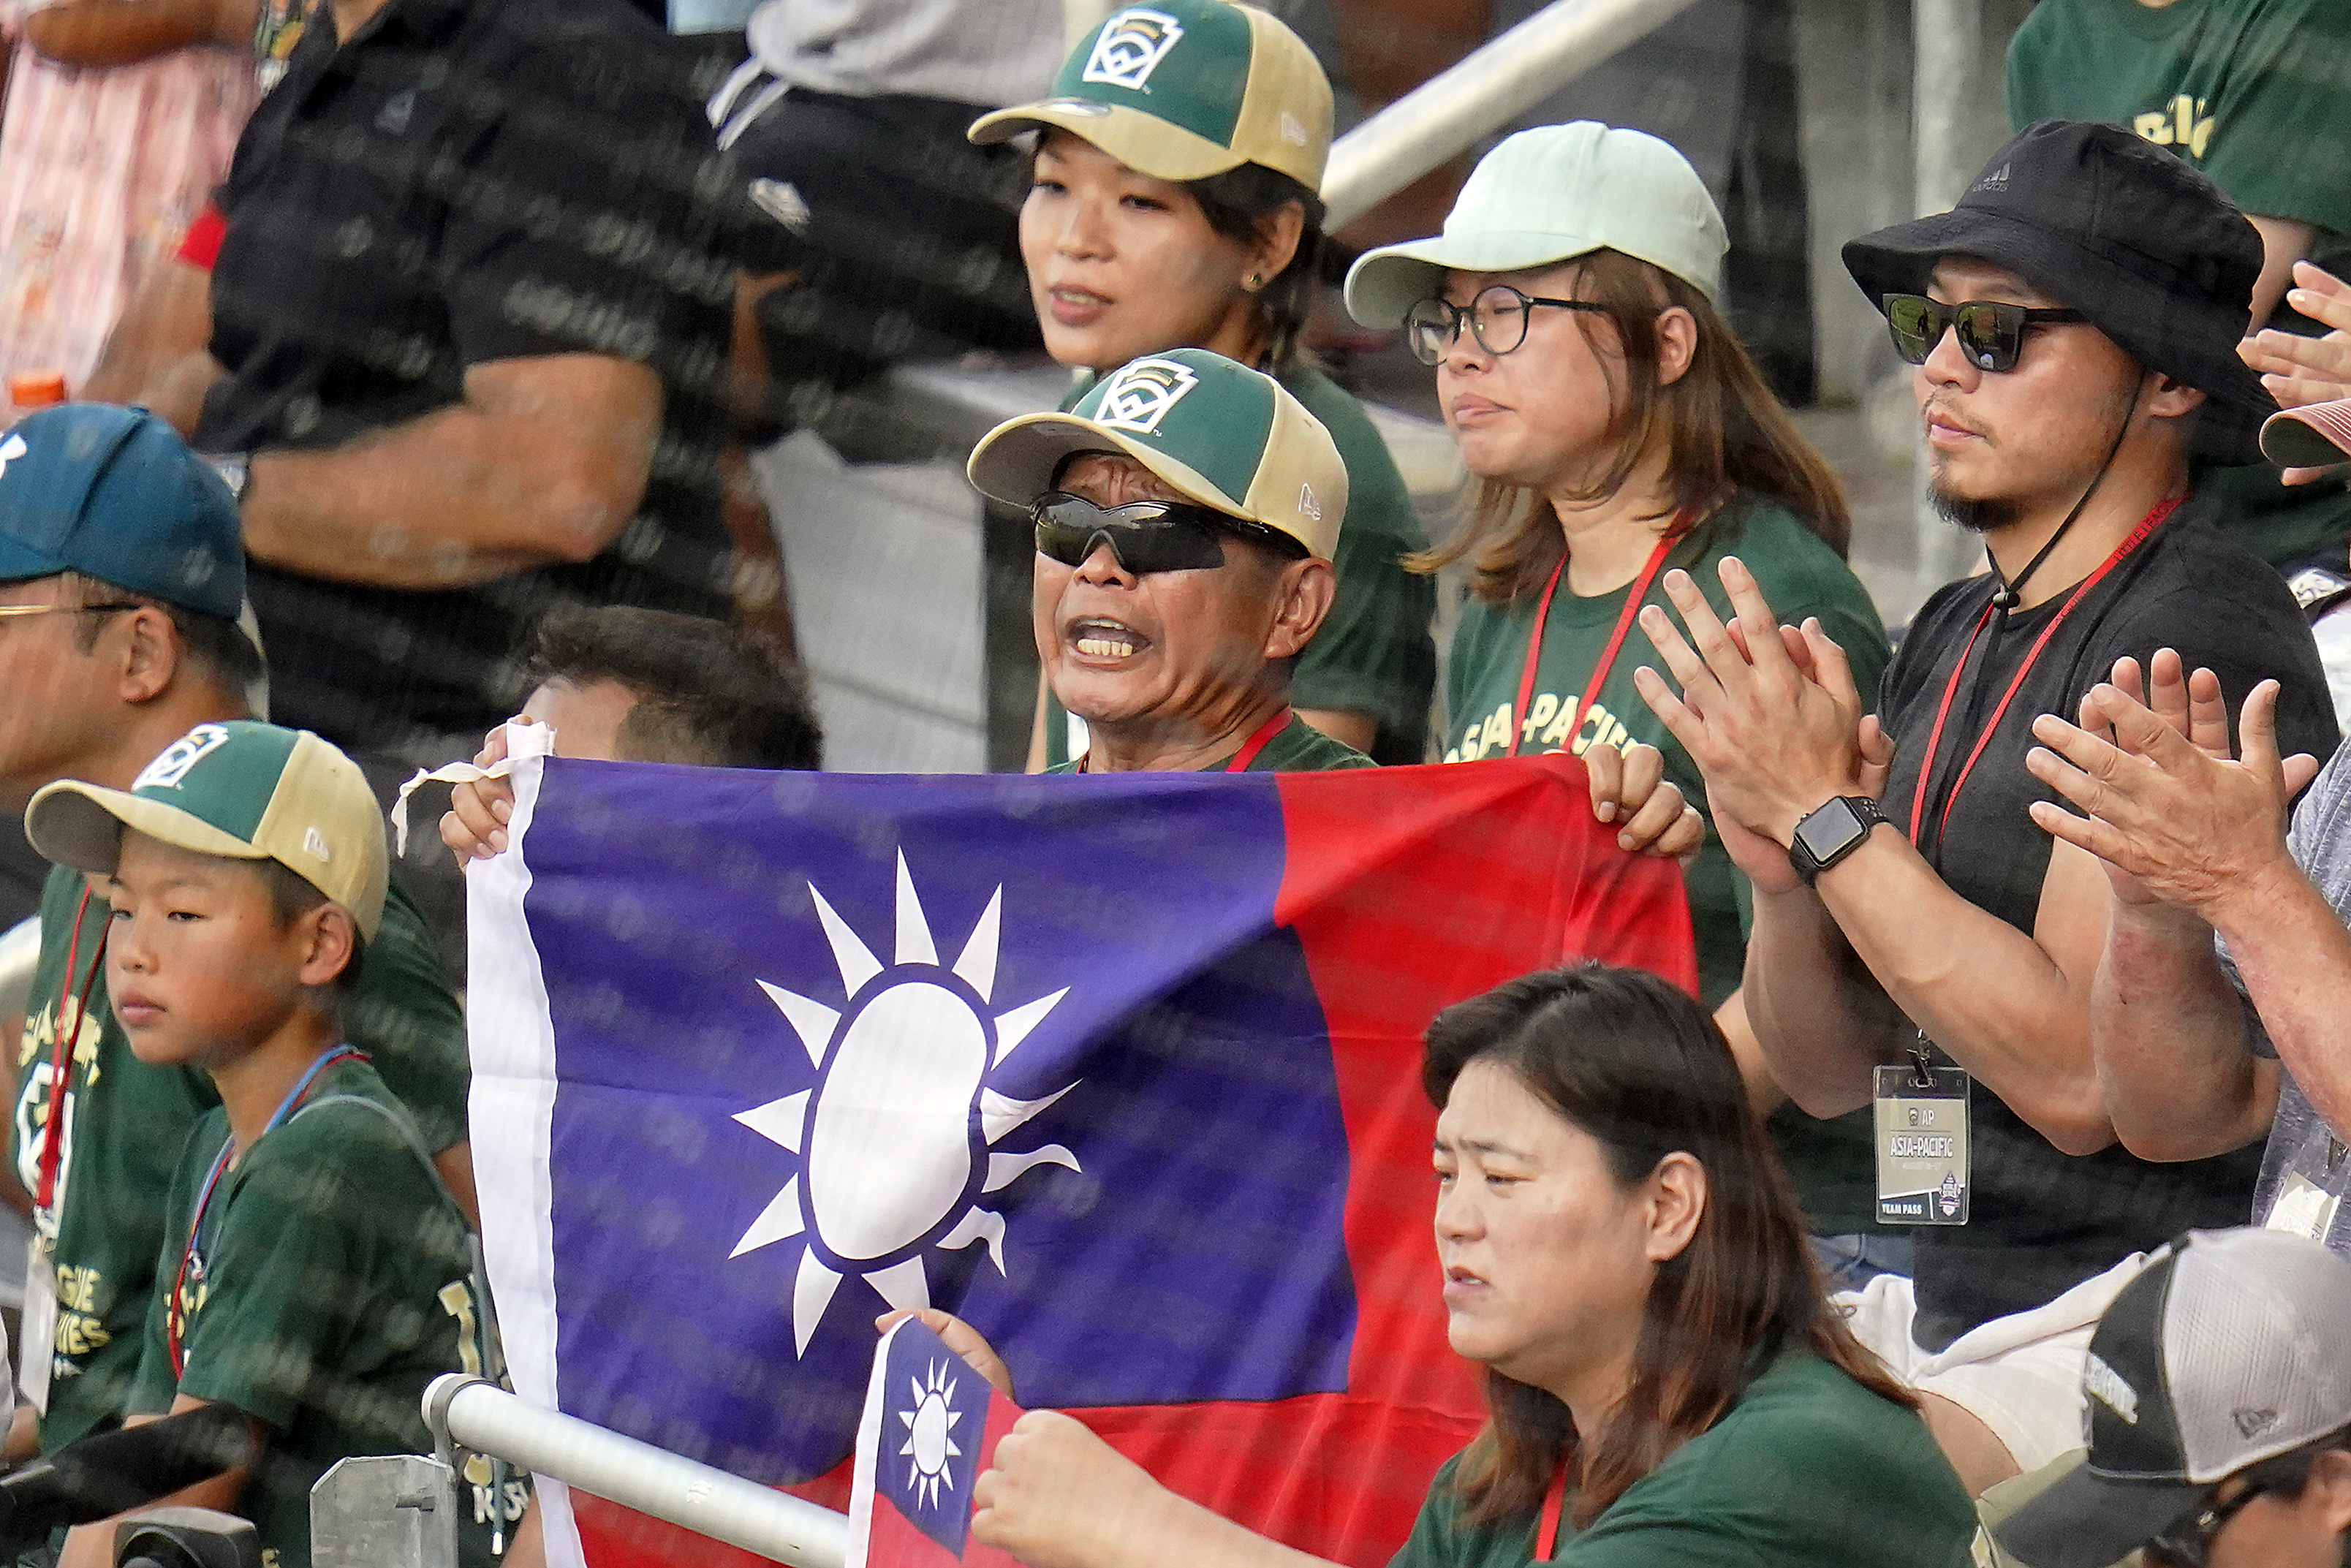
[
  {"xmin": 898, "ymin": 1357, "xmax": 964, "ymax": 1510},
  {"xmin": 731, "ymin": 852, "xmax": 1080, "ymax": 1354}
]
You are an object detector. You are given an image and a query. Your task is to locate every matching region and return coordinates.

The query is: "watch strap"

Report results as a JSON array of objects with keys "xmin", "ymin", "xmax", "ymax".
[{"xmin": 1790, "ymin": 795, "xmax": 1888, "ymax": 886}]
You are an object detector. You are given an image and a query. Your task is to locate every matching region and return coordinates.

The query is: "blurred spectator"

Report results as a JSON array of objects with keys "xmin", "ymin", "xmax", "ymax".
[
  {"xmin": 2023, "ymin": 621, "xmax": 2351, "ymax": 1254},
  {"xmin": 0, "ymin": 405, "xmax": 472, "ymax": 1466},
  {"xmin": 712, "ymin": 0, "xmax": 1056, "ymax": 432},
  {"xmin": 24, "ymin": 721, "xmax": 500, "ymax": 1568},
  {"xmin": 1637, "ymin": 121, "xmax": 2336, "ymax": 1496},
  {"xmin": 2007, "ymin": 0, "xmax": 2351, "ymax": 569},
  {"xmin": 438, "ymin": 605, "xmax": 821, "ymax": 862},
  {"xmin": 0, "ymin": 0, "xmax": 259, "ymax": 391},
  {"xmin": 999, "ymin": 0, "xmax": 1436, "ymax": 768},
  {"xmin": 1981, "ymin": 1228, "xmax": 2351, "ymax": 1568},
  {"xmin": 521, "ymin": 605, "xmax": 821, "ymax": 770},
  {"xmin": 153, "ymin": 0, "xmax": 742, "ymax": 762},
  {"xmin": 1344, "ymin": 123, "xmax": 1898, "ymax": 1288},
  {"xmin": 2240, "ymin": 264, "xmax": 2351, "ymax": 726},
  {"xmin": 902, "ymin": 965, "xmax": 1977, "ymax": 1568}
]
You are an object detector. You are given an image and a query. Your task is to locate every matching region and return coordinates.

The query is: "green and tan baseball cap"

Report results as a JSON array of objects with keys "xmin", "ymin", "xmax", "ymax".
[
  {"xmin": 968, "ymin": 0, "xmax": 1331, "ymax": 192},
  {"xmin": 27, "ymin": 720, "xmax": 390, "ymax": 941},
  {"xmin": 968, "ymin": 346, "xmax": 1347, "ymax": 558}
]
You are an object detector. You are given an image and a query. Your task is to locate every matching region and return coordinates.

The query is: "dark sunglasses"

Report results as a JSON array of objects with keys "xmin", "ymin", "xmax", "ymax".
[
  {"xmin": 2142, "ymin": 1447, "xmax": 2328, "ymax": 1568},
  {"xmin": 1883, "ymin": 294, "xmax": 2085, "ymax": 373},
  {"xmin": 1030, "ymin": 492, "xmax": 1308, "ymax": 575}
]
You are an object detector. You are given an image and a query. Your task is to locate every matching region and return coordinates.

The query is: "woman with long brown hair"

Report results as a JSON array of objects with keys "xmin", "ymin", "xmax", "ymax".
[
  {"xmin": 1344, "ymin": 122, "xmax": 1898, "ymax": 1289},
  {"xmin": 892, "ymin": 963, "xmax": 1975, "ymax": 1567}
]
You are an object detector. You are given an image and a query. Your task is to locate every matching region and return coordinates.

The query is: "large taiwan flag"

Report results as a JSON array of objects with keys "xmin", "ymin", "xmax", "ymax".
[{"xmin": 466, "ymin": 724, "xmax": 1695, "ymax": 1568}]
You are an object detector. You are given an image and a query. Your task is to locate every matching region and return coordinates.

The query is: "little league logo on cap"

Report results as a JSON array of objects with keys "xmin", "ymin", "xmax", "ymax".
[
  {"xmin": 967, "ymin": 0, "xmax": 1331, "ymax": 193},
  {"xmin": 25, "ymin": 721, "xmax": 391, "ymax": 942},
  {"xmin": 1094, "ymin": 357, "xmax": 1202, "ymax": 436},
  {"xmin": 133, "ymin": 724, "xmax": 236, "ymax": 792},
  {"xmin": 1082, "ymin": 8, "xmax": 1186, "ymax": 91},
  {"xmin": 965, "ymin": 346, "xmax": 1347, "ymax": 561}
]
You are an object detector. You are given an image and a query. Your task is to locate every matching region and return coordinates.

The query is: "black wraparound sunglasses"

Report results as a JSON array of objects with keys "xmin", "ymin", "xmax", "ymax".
[
  {"xmin": 1883, "ymin": 294, "xmax": 2085, "ymax": 373},
  {"xmin": 1030, "ymin": 492, "xmax": 1307, "ymax": 575}
]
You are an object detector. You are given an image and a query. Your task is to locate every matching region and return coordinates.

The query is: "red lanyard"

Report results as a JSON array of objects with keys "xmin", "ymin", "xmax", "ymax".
[
  {"xmin": 1072, "ymin": 707, "xmax": 1293, "ymax": 773},
  {"xmin": 1907, "ymin": 496, "xmax": 2179, "ymax": 858},
  {"xmin": 1224, "ymin": 707, "xmax": 1292, "ymax": 772},
  {"xmin": 37, "ymin": 887, "xmax": 107, "ymax": 1216},
  {"xmin": 1536, "ymin": 1463, "xmax": 1568, "ymax": 1559},
  {"xmin": 1509, "ymin": 525, "xmax": 1684, "ymax": 759},
  {"xmin": 167, "ymin": 1045, "xmax": 366, "ymax": 1377}
]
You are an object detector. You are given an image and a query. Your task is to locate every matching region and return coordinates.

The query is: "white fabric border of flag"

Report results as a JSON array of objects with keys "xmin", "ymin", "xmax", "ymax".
[
  {"xmin": 463, "ymin": 721, "xmax": 589, "ymax": 1568},
  {"xmin": 843, "ymin": 1315, "xmax": 908, "ymax": 1568}
]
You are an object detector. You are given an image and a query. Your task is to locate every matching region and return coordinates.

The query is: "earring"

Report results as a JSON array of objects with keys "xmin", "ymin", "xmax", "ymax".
[{"xmin": 1243, "ymin": 272, "xmax": 1264, "ymax": 291}]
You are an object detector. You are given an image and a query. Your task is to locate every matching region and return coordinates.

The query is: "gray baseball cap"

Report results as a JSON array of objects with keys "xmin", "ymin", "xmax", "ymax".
[{"xmin": 1994, "ymin": 1228, "xmax": 2351, "ymax": 1568}]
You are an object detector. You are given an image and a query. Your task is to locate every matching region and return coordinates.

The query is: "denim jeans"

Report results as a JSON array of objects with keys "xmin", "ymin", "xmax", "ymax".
[{"xmin": 1811, "ymin": 1231, "xmax": 1915, "ymax": 1295}]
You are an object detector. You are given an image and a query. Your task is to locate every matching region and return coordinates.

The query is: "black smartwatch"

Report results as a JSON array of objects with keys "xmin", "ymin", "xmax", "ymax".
[{"xmin": 1789, "ymin": 795, "xmax": 1889, "ymax": 885}]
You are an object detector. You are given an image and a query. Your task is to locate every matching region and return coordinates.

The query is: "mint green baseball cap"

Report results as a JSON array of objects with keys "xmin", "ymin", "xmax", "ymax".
[
  {"xmin": 968, "ymin": 0, "xmax": 1331, "ymax": 192},
  {"xmin": 966, "ymin": 346, "xmax": 1347, "ymax": 559},
  {"xmin": 1344, "ymin": 122, "xmax": 1729, "ymax": 327},
  {"xmin": 28, "ymin": 720, "xmax": 390, "ymax": 940}
]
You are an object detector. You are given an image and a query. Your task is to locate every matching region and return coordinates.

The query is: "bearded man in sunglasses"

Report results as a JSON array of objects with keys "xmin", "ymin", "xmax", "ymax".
[{"xmin": 1630, "ymin": 119, "xmax": 2337, "ymax": 1499}]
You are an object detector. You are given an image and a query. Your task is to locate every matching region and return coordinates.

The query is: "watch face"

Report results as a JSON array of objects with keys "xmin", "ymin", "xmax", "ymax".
[{"xmin": 1795, "ymin": 798, "xmax": 1864, "ymax": 862}]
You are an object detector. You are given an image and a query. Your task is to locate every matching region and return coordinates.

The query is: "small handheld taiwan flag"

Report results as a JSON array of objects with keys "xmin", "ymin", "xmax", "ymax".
[{"xmin": 848, "ymin": 1317, "xmax": 1023, "ymax": 1568}]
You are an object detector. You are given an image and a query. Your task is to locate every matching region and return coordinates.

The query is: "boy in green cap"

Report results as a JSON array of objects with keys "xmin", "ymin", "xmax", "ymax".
[{"xmin": 24, "ymin": 721, "xmax": 498, "ymax": 1568}]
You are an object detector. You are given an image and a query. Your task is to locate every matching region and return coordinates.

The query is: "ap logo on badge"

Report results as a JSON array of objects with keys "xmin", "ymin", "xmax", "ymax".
[
  {"xmin": 1082, "ymin": 9, "xmax": 1186, "ymax": 91},
  {"xmin": 1095, "ymin": 357, "xmax": 1200, "ymax": 435}
]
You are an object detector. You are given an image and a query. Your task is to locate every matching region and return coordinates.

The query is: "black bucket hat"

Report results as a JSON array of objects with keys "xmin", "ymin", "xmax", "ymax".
[{"xmin": 1842, "ymin": 119, "xmax": 2273, "ymax": 463}]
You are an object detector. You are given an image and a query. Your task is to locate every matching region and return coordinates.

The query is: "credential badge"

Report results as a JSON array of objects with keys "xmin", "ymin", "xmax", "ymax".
[
  {"xmin": 1081, "ymin": 9, "xmax": 1186, "ymax": 92},
  {"xmin": 1095, "ymin": 357, "xmax": 1200, "ymax": 436},
  {"xmin": 134, "ymin": 724, "xmax": 233, "ymax": 792}
]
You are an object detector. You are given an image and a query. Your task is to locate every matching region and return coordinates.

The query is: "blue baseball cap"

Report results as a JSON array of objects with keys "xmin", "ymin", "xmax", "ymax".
[{"xmin": 0, "ymin": 404, "xmax": 244, "ymax": 620}]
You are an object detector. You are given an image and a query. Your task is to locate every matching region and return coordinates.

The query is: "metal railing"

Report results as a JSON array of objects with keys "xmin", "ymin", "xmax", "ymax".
[
  {"xmin": 1321, "ymin": 0, "xmax": 1708, "ymax": 230},
  {"xmin": 423, "ymin": 1376, "xmax": 849, "ymax": 1568}
]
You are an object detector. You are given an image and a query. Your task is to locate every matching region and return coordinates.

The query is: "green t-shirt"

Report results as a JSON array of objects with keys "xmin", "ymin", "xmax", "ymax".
[
  {"xmin": 1442, "ymin": 496, "xmax": 1891, "ymax": 1234},
  {"xmin": 1042, "ymin": 364, "xmax": 1437, "ymax": 767},
  {"xmin": 10, "ymin": 865, "xmax": 470, "ymax": 1453},
  {"xmin": 2005, "ymin": 0, "xmax": 2351, "ymax": 235},
  {"xmin": 1046, "ymin": 713, "xmax": 1375, "ymax": 774},
  {"xmin": 2006, "ymin": 0, "xmax": 2351, "ymax": 566},
  {"xmin": 129, "ymin": 1057, "xmax": 499, "ymax": 1568},
  {"xmin": 1390, "ymin": 1353, "xmax": 1975, "ymax": 1568}
]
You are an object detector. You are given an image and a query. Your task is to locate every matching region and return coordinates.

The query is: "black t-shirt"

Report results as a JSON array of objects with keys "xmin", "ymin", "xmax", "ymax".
[
  {"xmin": 197, "ymin": 0, "xmax": 737, "ymax": 750},
  {"xmin": 1879, "ymin": 496, "xmax": 2339, "ymax": 1351}
]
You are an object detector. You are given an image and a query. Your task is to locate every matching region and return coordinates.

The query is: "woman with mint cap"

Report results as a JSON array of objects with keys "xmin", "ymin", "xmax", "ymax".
[
  {"xmin": 1344, "ymin": 122, "xmax": 1902, "ymax": 1290},
  {"xmin": 969, "ymin": 0, "xmax": 1436, "ymax": 766}
]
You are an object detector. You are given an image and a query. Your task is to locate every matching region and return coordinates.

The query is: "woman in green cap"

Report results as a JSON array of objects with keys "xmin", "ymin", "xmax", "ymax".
[
  {"xmin": 969, "ymin": 0, "xmax": 1436, "ymax": 767},
  {"xmin": 1344, "ymin": 122, "xmax": 1901, "ymax": 1289}
]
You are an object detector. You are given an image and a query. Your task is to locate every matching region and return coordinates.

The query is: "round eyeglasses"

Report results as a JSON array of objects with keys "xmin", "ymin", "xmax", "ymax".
[{"xmin": 1403, "ymin": 285, "xmax": 1608, "ymax": 366}]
